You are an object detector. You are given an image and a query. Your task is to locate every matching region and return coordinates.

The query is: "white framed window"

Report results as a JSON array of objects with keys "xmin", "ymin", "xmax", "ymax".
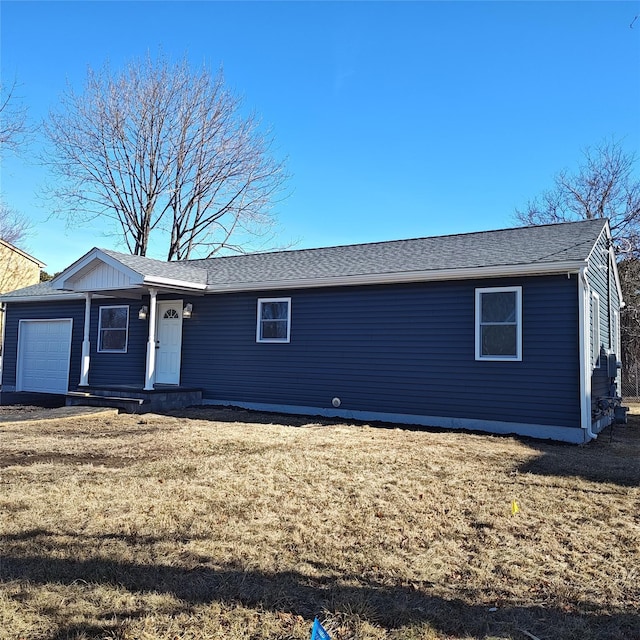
[
  {"xmin": 257, "ymin": 298, "xmax": 291, "ymax": 343},
  {"xmin": 475, "ymin": 286, "xmax": 522, "ymax": 361},
  {"xmin": 612, "ymin": 309, "xmax": 621, "ymax": 360},
  {"xmin": 591, "ymin": 291, "xmax": 600, "ymax": 368},
  {"xmin": 98, "ymin": 305, "xmax": 129, "ymax": 353}
]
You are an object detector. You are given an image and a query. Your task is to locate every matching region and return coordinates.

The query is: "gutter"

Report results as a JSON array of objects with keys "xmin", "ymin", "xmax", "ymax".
[
  {"xmin": 0, "ymin": 292, "xmax": 106, "ymax": 303},
  {"xmin": 143, "ymin": 276, "xmax": 208, "ymax": 291},
  {"xmin": 578, "ymin": 267, "xmax": 597, "ymax": 441},
  {"xmin": 204, "ymin": 260, "xmax": 588, "ymax": 294},
  {"xmin": 1, "ymin": 259, "xmax": 589, "ymax": 302}
]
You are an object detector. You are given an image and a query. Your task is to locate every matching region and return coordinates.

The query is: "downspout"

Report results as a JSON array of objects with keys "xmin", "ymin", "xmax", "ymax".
[{"xmin": 578, "ymin": 267, "xmax": 597, "ymax": 441}]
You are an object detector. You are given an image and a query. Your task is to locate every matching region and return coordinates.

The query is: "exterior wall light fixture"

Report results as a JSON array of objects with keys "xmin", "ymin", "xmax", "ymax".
[{"xmin": 183, "ymin": 303, "xmax": 193, "ymax": 319}]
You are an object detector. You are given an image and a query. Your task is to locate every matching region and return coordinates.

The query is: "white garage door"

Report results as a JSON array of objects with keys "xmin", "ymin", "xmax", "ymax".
[{"xmin": 17, "ymin": 319, "xmax": 73, "ymax": 393}]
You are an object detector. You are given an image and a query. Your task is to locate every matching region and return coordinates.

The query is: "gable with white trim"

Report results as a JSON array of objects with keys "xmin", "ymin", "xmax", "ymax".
[
  {"xmin": 52, "ymin": 249, "xmax": 144, "ymax": 293},
  {"xmin": 68, "ymin": 261, "xmax": 140, "ymax": 291}
]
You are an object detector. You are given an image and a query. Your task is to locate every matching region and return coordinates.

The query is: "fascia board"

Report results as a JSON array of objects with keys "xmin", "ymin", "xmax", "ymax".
[
  {"xmin": 586, "ymin": 222, "xmax": 625, "ymax": 309},
  {"xmin": 611, "ymin": 249, "xmax": 624, "ymax": 308},
  {"xmin": 578, "ymin": 267, "xmax": 595, "ymax": 439},
  {"xmin": 204, "ymin": 260, "xmax": 587, "ymax": 293},
  {"xmin": 0, "ymin": 292, "xmax": 111, "ymax": 303},
  {"xmin": 605, "ymin": 223, "xmax": 624, "ymax": 308},
  {"xmin": 52, "ymin": 248, "xmax": 143, "ymax": 290},
  {"xmin": 585, "ymin": 222, "xmax": 609, "ymax": 263},
  {"xmin": 143, "ymin": 276, "xmax": 208, "ymax": 291},
  {"xmin": 50, "ymin": 248, "xmax": 103, "ymax": 287}
]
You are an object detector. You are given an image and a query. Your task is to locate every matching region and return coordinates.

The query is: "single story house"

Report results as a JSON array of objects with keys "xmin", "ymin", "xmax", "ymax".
[{"xmin": 0, "ymin": 218, "xmax": 624, "ymax": 443}]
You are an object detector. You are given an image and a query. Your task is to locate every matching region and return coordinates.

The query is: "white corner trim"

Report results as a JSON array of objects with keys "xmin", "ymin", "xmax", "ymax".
[
  {"xmin": 0, "ymin": 302, "xmax": 6, "ymax": 388},
  {"xmin": 591, "ymin": 290, "xmax": 601, "ymax": 369},
  {"xmin": 578, "ymin": 268, "xmax": 595, "ymax": 441}
]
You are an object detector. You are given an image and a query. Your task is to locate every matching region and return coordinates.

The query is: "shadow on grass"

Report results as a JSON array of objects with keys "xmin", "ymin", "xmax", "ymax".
[
  {"xmin": 172, "ymin": 405, "xmax": 640, "ymax": 488},
  {"xmin": 167, "ymin": 405, "xmax": 351, "ymax": 429},
  {"xmin": 1, "ymin": 539, "xmax": 638, "ymax": 640},
  {"xmin": 517, "ymin": 418, "xmax": 640, "ymax": 488}
]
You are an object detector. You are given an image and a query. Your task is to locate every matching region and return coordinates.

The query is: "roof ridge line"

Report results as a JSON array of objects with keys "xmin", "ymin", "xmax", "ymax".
[{"xmin": 180, "ymin": 218, "xmax": 608, "ymax": 264}]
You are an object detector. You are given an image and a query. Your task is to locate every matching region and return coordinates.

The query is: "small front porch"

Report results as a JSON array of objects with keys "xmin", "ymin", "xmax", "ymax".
[{"xmin": 66, "ymin": 385, "xmax": 203, "ymax": 413}]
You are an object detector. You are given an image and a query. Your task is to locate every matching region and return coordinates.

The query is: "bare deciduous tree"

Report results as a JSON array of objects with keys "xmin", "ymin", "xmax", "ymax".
[
  {"xmin": 618, "ymin": 259, "xmax": 640, "ymax": 367},
  {"xmin": 0, "ymin": 203, "xmax": 37, "ymax": 312},
  {"xmin": 0, "ymin": 83, "xmax": 33, "ymax": 294},
  {"xmin": 0, "ymin": 79, "xmax": 29, "ymax": 153},
  {"xmin": 43, "ymin": 55, "xmax": 288, "ymax": 259},
  {"xmin": 515, "ymin": 139, "xmax": 640, "ymax": 257},
  {"xmin": 514, "ymin": 138, "xmax": 640, "ymax": 369},
  {"xmin": 0, "ymin": 201, "xmax": 30, "ymax": 246}
]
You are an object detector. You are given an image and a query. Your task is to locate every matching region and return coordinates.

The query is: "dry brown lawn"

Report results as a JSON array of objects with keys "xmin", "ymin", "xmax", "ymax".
[{"xmin": 0, "ymin": 404, "xmax": 638, "ymax": 640}]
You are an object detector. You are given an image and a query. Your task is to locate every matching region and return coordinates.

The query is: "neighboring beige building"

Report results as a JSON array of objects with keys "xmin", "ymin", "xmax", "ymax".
[{"xmin": 1, "ymin": 238, "xmax": 45, "ymax": 355}]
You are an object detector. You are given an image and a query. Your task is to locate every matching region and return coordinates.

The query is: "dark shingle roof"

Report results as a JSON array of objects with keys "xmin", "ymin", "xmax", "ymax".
[
  {"xmin": 100, "ymin": 249, "xmax": 209, "ymax": 284},
  {"xmin": 1, "ymin": 282, "xmax": 65, "ymax": 299},
  {"xmin": 190, "ymin": 218, "xmax": 607, "ymax": 286},
  {"xmin": 1, "ymin": 219, "xmax": 607, "ymax": 299}
]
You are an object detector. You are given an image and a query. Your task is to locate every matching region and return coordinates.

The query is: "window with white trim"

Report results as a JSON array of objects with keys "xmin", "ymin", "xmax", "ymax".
[
  {"xmin": 612, "ymin": 309, "xmax": 621, "ymax": 360},
  {"xmin": 475, "ymin": 287, "xmax": 522, "ymax": 361},
  {"xmin": 98, "ymin": 305, "xmax": 129, "ymax": 353},
  {"xmin": 257, "ymin": 298, "xmax": 291, "ymax": 343},
  {"xmin": 591, "ymin": 291, "xmax": 600, "ymax": 367}
]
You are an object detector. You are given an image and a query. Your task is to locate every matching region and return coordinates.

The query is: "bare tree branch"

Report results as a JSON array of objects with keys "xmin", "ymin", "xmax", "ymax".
[
  {"xmin": 42, "ymin": 54, "xmax": 288, "ymax": 259},
  {"xmin": 0, "ymin": 201, "xmax": 31, "ymax": 246},
  {"xmin": 514, "ymin": 137, "xmax": 640, "ymax": 370},
  {"xmin": 515, "ymin": 139, "xmax": 640, "ymax": 258},
  {"xmin": 0, "ymin": 78, "xmax": 29, "ymax": 154}
]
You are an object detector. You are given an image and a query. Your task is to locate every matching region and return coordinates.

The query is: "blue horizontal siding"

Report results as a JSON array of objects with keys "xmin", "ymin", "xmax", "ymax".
[
  {"xmin": 2, "ymin": 275, "xmax": 582, "ymax": 431},
  {"xmin": 587, "ymin": 228, "xmax": 621, "ymax": 416},
  {"xmin": 86, "ymin": 298, "xmax": 147, "ymax": 387},
  {"xmin": 181, "ymin": 274, "xmax": 581, "ymax": 429},
  {"xmin": 1, "ymin": 300, "xmax": 85, "ymax": 390},
  {"xmin": 2, "ymin": 298, "xmax": 147, "ymax": 390}
]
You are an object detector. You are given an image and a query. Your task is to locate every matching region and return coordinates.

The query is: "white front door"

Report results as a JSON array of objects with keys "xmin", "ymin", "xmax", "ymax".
[{"xmin": 155, "ymin": 301, "xmax": 183, "ymax": 384}]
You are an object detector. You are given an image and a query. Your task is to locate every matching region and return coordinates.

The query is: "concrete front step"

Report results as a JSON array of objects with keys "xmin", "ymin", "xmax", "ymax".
[
  {"xmin": 66, "ymin": 387, "xmax": 203, "ymax": 413},
  {"xmin": 66, "ymin": 392, "xmax": 147, "ymax": 414}
]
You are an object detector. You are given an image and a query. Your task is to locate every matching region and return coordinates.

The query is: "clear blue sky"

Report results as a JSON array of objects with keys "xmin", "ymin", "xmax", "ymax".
[{"xmin": 1, "ymin": 1, "xmax": 639, "ymax": 273}]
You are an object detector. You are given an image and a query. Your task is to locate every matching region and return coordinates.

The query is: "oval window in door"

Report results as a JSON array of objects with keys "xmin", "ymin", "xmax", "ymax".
[{"xmin": 163, "ymin": 308, "xmax": 180, "ymax": 319}]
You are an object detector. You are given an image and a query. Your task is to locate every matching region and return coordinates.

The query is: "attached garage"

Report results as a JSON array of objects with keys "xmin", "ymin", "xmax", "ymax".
[{"xmin": 17, "ymin": 319, "xmax": 73, "ymax": 393}]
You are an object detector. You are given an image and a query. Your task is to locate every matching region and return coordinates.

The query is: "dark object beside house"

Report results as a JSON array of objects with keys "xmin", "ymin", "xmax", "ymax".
[{"xmin": 0, "ymin": 219, "xmax": 624, "ymax": 442}]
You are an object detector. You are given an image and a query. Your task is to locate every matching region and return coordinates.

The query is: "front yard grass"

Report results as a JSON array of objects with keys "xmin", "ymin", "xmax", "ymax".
[{"xmin": 0, "ymin": 406, "xmax": 638, "ymax": 640}]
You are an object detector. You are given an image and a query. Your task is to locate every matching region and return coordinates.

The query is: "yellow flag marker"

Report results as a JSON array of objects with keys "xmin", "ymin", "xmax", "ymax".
[{"xmin": 511, "ymin": 500, "xmax": 520, "ymax": 515}]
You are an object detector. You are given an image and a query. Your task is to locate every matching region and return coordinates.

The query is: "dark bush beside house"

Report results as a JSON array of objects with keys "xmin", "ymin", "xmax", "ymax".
[{"xmin": 0, "ymin": 219, "xmax": 624, "ymax": 443}]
